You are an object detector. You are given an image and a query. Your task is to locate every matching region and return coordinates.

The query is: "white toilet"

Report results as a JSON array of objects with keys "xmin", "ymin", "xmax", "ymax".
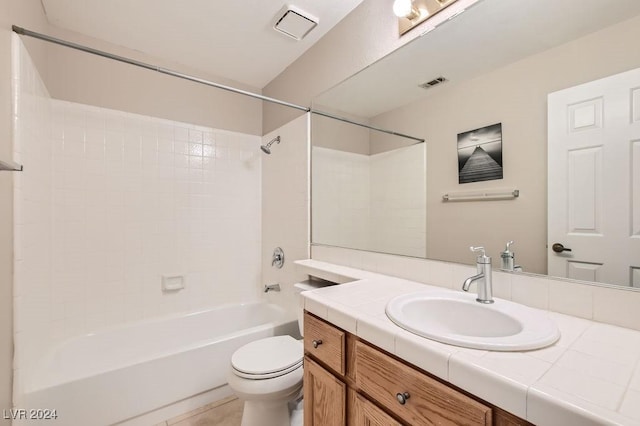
[{"xmin": 227, "ymin": 282, "xmax": 318, "ymax": 426}]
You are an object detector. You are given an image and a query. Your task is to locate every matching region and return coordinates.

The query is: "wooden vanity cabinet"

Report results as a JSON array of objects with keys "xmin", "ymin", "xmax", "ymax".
[
  {"xmin": 304, "ymin": 356, "xmax": 346, "ymax": 426},
  {"xmin": 303, "ymin": 311, "xmax": 532, "ymax": 426}
]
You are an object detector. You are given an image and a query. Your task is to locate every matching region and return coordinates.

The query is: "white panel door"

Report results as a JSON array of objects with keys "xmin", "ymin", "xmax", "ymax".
[{"xmin": 548, "ymin": 68, "xmax": 640, "ymax": 287}]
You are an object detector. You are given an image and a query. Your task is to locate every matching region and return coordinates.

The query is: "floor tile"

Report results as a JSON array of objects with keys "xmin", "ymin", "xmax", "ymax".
[{"xmin": 168, "ymin": 397, "xmax": 243, "ymax": 426}]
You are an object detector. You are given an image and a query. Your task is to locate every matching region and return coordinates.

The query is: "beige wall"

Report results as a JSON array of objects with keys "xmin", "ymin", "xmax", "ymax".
[
  {"xmin": 371, "ymin": 14, "xmax": 640, "ymax": 273},
  {"xmin": 43, "ymin": 26, "xmax": 262, "ymax": 136},
  {"xmin": 0, "ymin": 0, "xmax": 50, "ymax": 419},
  {"xmin": 311, "ymin": 113, "xmax": 370, "ymax": 154},
  {"xmin": 263, "ymin": 0, "xmax": 479, "ymax": 134},
  {"xmin": 262, "ymin": 115, "xmax": 311, "ymax": 319}
]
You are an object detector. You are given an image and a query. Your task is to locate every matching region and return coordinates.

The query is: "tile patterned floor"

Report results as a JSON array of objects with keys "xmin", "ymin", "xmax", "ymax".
[{"xmin": 155, "ymin": 396, "xmax": 244, "ymax": 426}]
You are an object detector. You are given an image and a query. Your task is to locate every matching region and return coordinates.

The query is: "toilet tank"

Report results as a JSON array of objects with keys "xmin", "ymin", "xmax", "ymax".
[{"xmin": 293, "ymin": 280, "xmax": 330, "ymax": 337}]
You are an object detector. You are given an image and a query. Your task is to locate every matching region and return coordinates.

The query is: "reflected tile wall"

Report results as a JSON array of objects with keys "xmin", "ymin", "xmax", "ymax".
[{"xmin": 312, "ymin": 144, "xmax": 426, "ymax": 257}]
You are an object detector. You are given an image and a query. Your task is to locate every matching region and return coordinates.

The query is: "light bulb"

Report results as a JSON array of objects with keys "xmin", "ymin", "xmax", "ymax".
[{"xmin": 393, "ymin": 0, "xmax": 413, "ymax": 18}]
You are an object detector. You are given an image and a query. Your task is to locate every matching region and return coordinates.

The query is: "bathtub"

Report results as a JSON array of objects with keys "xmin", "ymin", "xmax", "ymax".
[{"xmin": 19, "ymin": 302, "xmax": 296, "ymax": 426}]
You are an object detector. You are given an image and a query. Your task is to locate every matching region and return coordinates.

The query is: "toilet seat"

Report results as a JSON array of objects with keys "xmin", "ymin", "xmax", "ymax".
[{"xmin": 231, "ymin": 335, "xmax": 303, "ymax": 380}]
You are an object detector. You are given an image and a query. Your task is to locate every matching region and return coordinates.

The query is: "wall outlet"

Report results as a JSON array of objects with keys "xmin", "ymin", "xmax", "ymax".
[{"xmin": 162, "ymin": 275, "xmax": 185, "ymax": 292}]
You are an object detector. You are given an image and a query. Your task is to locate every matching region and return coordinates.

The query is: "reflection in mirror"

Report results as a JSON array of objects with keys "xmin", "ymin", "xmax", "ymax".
[
  {"xmin": 311, "ymin": 0, "xmax": 640, "ymax": 288},
  {"xmin": 311, "ymin": 112, "xmax": 427, "ymax": 258}
]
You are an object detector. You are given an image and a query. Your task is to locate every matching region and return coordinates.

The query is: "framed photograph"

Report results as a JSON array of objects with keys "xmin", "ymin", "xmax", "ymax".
[{"xmin": 457, "ymin": 123, "xmax": 503, "ymax": 184}]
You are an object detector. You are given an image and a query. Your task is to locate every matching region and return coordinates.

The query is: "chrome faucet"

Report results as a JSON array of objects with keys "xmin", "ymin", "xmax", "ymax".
[
  {"xmin": 271, "ymin": 247, "xmax": 285, "ymax": 269},
  {"xmin": 500, "ymin": 241, "xmax": 521, "ymax": 272},
  {"xmin": 462, "ymin": 246, "xmax": 494, "ymax": 304}
]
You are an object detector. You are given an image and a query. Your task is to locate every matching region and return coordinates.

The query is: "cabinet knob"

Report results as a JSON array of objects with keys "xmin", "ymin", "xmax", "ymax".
[
  {"xmin": 312, "ymin": 339, "xmax": 323, "ymax": 348},
  {"xmin": 396, "ymin": 392, "xmax": 410, "ymax": 405}
]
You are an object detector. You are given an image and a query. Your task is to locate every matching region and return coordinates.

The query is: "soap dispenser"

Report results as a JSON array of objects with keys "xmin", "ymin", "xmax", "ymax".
[{"xmin": 500, "ymin": 241, "xmax": 521, "ymax": 271}]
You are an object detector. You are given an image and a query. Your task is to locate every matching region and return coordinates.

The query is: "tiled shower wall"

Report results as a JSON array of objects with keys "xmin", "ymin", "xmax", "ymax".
[
  {"xmin": 12, "ymin": 37, "xmax": 262, "ymax": 394},
  {"xmin": 312, "ymin": 147, "xmax": 371, "ymax": 250},
  {"xmin": 369, "ymin": 143, "xmax": 426, "ymax": 257},
  {"xmin": 46, "ymin": 100, "xmax": 261, "ymax": 332},
  {"xmin": 12, "ymin": 34, "xmax": 53, "ymax": 397},
  {"xmin": 312, "ymin": 144, "xmax": 426, "ymax": 257}
]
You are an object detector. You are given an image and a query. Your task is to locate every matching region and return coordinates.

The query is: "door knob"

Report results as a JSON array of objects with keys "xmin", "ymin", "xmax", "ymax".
[{"xmin": 552, "ymin": 243, "xmax": 572, "ymax": 253}]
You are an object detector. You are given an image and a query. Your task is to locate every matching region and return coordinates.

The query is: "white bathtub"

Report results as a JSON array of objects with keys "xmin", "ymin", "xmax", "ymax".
[{"xmin": 19, "ymin": 302, "xmax": 296, "ymax": 426}]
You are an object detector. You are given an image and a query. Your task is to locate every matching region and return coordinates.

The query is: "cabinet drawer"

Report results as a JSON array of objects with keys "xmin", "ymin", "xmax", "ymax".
[
  {"xmin": 304, "ymin": 312, "xmax": 345, "ymax": 375},
  {"xmin": 355, "ymin": 341, "xmax": 492, "ymax": 426}
]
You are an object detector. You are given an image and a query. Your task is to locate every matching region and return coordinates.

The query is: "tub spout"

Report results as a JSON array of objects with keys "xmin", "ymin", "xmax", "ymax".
[{"xmin": 264, "ymin": 283, "xmax": 281, "ymax": 293}]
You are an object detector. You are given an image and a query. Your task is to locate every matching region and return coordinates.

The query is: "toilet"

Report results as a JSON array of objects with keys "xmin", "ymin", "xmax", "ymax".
[{"xmin": 227, "ymin": 281, "xmax": 320, "ymax": 426}]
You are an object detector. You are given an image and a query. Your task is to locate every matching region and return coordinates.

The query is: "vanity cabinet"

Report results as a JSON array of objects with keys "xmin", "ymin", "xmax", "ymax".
[
  {"xmin": 303, "ymin": 311, "xmax": 532, "ymax": 426},
  {"xmin": 303, "ymin": 356, "xmax": 346, "ymax": 426},
  {"xmin": 352, "ymin": 391, "xmax": 401, "ymax": 425}
]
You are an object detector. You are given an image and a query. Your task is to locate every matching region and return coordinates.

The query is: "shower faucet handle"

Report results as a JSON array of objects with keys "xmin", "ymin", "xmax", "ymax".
[{"xmin": 271, "ymin": 247, "xmax": 285, "ymax": 269}]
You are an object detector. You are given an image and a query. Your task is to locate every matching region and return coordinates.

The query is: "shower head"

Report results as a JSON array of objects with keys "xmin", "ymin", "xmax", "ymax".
[{"xmin": 260, "ymin": 136, "xmax": 280, "ymax": 155}]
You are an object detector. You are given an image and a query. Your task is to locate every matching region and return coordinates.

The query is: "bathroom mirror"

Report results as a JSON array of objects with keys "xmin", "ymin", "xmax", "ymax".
[
  {"xmin": 311, "ymin": 112, "xmax": 426, "ymax": 258},
  {"xmin": 310, "ymin": 0, "xmax": 640, "ymax": 288}
]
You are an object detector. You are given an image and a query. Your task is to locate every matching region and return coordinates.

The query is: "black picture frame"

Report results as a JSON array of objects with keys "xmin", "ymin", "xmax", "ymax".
[{"xmin": 457, "ymin": 123, "xmax": 503, "ymax": 184}]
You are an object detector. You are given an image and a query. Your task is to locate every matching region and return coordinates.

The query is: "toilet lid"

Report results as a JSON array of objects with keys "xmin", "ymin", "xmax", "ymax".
[{"xmin": 231, "ymin": 335, "xmax": 303, "ymax": 378}]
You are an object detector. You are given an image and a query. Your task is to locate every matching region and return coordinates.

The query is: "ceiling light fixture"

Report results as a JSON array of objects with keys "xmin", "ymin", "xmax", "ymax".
[
  {"xmin": 393, "ymin": 0, "xmax": 422, "ymax": 20},
  {"xmin": 393, "ymin": 0, "xmax": 459, "ymax": 36}
]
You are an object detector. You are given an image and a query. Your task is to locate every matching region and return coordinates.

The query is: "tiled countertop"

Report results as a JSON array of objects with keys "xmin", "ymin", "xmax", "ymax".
[{"xmin": 296, "ymin": 259, "xmax": 640, "ymax": 426}]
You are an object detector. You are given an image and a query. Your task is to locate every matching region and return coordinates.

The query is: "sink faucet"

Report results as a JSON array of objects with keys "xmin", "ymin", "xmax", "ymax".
[
  {"xmin": 462, "ymin": 246, "xmax": 494, "ymax": 304},
  {"xmin": 500, "ymin": 241, "xmax": 522, "ymax": 272}
]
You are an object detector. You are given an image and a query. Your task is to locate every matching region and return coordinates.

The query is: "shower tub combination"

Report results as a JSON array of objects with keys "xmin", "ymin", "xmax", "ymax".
[{"xmin": 19, "ymin": 302, "xmax": 296, "ymax": 425}]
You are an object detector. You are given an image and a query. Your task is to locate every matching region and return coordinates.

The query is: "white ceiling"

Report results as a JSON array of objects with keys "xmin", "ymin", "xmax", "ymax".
[
  {"xmin": 314, "ymin": 0, "xmax": 640, "ymax": 118},
  {"xmin": 41, "ymin": 0, "xmax": 363, "ymax": 88}
]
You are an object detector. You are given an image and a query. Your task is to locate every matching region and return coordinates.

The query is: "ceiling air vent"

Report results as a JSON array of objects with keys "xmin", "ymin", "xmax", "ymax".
[
  {"xmin": 274, "ymin": 6, "xmax": 318, "ymax": 41},
  {"xmin": 419, "ymin": 76, "xmax": 448, "ymax": 89}
]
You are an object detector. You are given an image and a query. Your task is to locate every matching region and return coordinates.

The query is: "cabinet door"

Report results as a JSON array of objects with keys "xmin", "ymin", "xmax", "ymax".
[
  {"xmin": 304, "ymin": 356, "xmax": 346, "ymax": 426},
  {"xmin": 353, "ymin": 393, "xmax": 402, "ymax": 426}
]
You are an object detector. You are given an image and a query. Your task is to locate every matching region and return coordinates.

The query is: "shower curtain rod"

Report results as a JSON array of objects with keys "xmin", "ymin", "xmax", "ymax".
[
  {"xmin": 12, "ymin": 25, "xmax": 425, "ymax": 143},
  {"xmin": 311, "ymin": 110, "xmax": 425, "ymax": 143},
  {"xmin": 11, "ymin": 25, "xmax": 310, "ymax": 112}
]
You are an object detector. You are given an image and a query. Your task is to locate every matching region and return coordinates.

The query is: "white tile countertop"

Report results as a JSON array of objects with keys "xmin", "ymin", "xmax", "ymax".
[{"xmin": 296, "ymin": 259, "xmax": 640, "ymax": 426}]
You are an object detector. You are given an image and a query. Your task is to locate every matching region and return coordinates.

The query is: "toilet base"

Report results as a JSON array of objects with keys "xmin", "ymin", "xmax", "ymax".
[{"xmin": 228, "ymin": 365, "xmax": 303, "ymax": 426}]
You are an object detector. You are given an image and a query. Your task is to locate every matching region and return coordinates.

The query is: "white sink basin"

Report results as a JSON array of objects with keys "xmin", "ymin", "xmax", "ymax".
[{"xmin": 385, "ymin": 290, "xmax": 560, "ymax": 351}]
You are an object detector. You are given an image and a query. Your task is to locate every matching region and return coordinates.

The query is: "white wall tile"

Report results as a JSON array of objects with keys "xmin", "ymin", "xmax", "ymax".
[
  {"xmin": 491, "ymin": 270, "xmax": 512, "ymax": 300},
  {"xmin": 374, "ymin": 253, "xmax": 429, "ymax": 283},
  {"xmin": 511, "ymin": 273, "xmax": 550, "ymax": 310},
  {"xmin": 424, "ymin": 260, "xmax": 454, "ymax": 288},
  {"xmin": 312, "ymin": 143, "xmax": 426, "ymax": 258},
  {"xmin": 13, "ymin": 38, "xmax": 263, "ymax": 399},
  {"xmin": 549, "ymin": 280, "xmax": 593, "ymax": 319},
  {"xmin": 593, "ymin": 285, "xmax": 640, "ymax": 331}
]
